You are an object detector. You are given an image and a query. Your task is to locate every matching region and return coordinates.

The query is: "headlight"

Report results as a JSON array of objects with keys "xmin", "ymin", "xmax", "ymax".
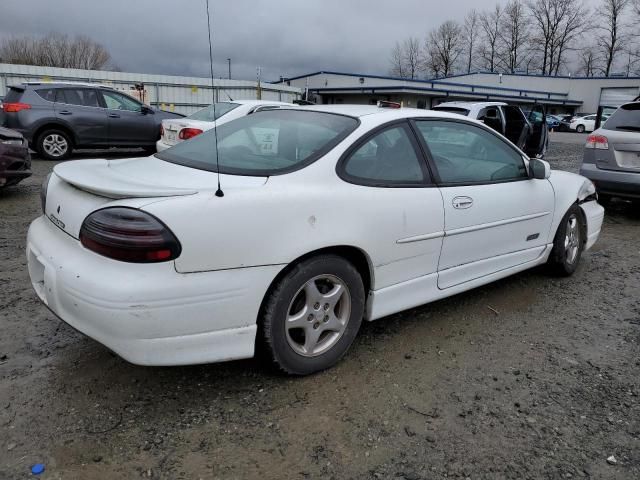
[
  {"xmin": 41, "ymin": 173, "xmax": 52, "ymax": 214},
  {"xmin": 0, "ymin": 138, "xmax": 24, "ymax": 145},
  {"xmin": 578, "ymin": 179, "xmax": 597, "ymax": 201}
]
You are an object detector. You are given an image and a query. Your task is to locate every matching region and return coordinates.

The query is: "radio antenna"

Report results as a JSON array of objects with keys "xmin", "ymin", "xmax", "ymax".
[{"xmin": 206, "ymin": 0, "xmax": 223, "ymax": 197}]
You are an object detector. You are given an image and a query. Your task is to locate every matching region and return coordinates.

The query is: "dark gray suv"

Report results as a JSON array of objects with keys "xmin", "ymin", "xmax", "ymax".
[{"xmin": 1, "ymin": 82, "xmax": 183, "ymax": 160}]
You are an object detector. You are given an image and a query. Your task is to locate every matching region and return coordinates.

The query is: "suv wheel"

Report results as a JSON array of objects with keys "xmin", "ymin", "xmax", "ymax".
[{"xmin": 38, "ymin": 129, "xmax": 72, "ymax": 160}]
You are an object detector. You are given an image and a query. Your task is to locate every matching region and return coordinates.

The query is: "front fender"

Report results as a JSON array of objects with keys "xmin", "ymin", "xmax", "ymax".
[{"xmin": 546, "ymin": 170, "xmax": 595, "ymax": 243}]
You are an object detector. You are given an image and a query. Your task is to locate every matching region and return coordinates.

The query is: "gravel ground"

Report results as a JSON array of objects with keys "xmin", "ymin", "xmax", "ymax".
[{"xmin": 1, "ymin": 143, "xmax": 639, "ymax": 479}]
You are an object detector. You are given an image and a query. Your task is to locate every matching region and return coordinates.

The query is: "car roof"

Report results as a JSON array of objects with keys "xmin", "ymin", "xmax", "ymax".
[
  {"xmin": 231, "ymin": 99, "xmax": 293, "ymax": 106},
  {"xmin": 434, "ymin": 101, "xmax": 507, "ymax": 108},
  {"xmin": 281, "ymin": 104, "xmax": 474, "ymax": 121}
]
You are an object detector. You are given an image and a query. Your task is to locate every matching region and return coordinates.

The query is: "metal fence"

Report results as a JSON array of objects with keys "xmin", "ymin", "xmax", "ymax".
[{"xmin": 0, "ymin": 63, "xmax": 302, "ymax": 115}]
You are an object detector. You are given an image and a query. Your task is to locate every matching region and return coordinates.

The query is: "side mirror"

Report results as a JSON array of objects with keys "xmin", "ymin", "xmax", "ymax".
[
  {"xmin": 140, "ymin": 105, "xmax": 154, "ymax": 115},
  {"xmin": 529, "ymin": 158, "xmax": 551, "ymax": 179}
]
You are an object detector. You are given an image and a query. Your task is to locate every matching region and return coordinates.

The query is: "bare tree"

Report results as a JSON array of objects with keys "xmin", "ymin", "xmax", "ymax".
[
  {"xmin": 402, "ymin": 37, "xmax": 422, "ymax": 79},
  {"xmin": 598, "ymin": 0, "xmax": 630, "ymax": 76},
  {"xmin": 389, "ymin": 41, "xmax": 407, "ymax": 78},
  {"xmin": 479, "ymin": 4, "xmax": 503, "ymax": 73},
  {"xmin": 498, "ymin": 0, "xmax": 530, "ymax": 73},
  {"xmin": 0, "ymin": 33, "xmax": 112, "ymax": 70},
  {"xmin": 462, "ymin": 10, "xmax": 479, "ymax": 73},
  {"xmin": 550, "ymin": 0, "xmax": 591, "ymax": 75},
  {"xmin": 424, "ymin": 21, "xmax": 463, "ymax": 78},
  {"xmin": 577, "ymin": 46, "xmax": 601, "ymax": 76}
]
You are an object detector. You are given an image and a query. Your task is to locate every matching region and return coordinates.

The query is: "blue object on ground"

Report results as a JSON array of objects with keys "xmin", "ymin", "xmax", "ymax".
[{"xmin": 31, "ymin": 463, "xmax": 45, "ymax": 475}]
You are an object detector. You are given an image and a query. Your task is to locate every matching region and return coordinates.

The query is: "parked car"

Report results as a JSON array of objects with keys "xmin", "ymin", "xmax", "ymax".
[
  {"xmin": 546, "ymin": 114, "xmax": 562, "ymax": 131},
  {"xmin": 557, "ymin": 114, "xmax": 576, "ymax": 132},
  {"xmin": 28, "ymin": 105, "xmax": 604, "ymax": 375},
  {"xmin": 157, "ymin": 100, "xmax": 292, "ymax": 152},
  {"xmin": 0, "ymin": 127, "xmax": 31, "ymax": 188},
  {"xmin": 1, "ymin": 82, "xmax": 183, "ymax": 161},
  {"xmin": 432, "ymin": 101, "xmax": 548, "ymax": 157},
  {"xmin": 570, "ymin": 114, "xmax": 599, "ymax": 133},
  {"xmin": 580, "ymin": 101, "xmax": 640, "ymax": 203}
]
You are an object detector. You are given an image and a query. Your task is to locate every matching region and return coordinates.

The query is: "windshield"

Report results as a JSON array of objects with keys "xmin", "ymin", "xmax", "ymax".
[
  {"xmin": 156, "ymin": 109, "xmax": 359, "ymax": 175},
  {"xmin": 188, "ymin": 102, "xmax": 240, "ymax": 122},
  {"xmin": 603, "ymin": 103, "xmax": 640, "ymax": 131}
]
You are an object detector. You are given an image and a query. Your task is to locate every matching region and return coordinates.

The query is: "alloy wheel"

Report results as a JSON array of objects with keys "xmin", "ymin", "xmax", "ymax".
[
  {"xmin": 285, "ymin": 274, "xmax": 351, "ymax": 357},
  {"xmin": 564, "ymin": 214, "xmax": 580, "ymax": 265},
  {"xmin": 42, "ymin": 134, "xmax": 69, "ymax": 158}
]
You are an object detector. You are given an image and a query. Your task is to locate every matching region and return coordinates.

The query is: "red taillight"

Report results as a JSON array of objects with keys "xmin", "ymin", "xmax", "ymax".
[
  {"xmin": 179, "ymin": 128, "xmax": 203, "ymax": 140},
  {"xmin": 585, "ymin": 134, "xmax": 609, "ymax": 150},
  {"xmin": 79, "ymin": 207, "xmax": 181, "ymax": 263},
  {"xmin": 3, "ymin": 102, "xmax": 31, "ymax": 113}
]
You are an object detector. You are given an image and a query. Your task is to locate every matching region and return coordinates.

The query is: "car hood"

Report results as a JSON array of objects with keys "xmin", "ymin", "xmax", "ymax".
[{"xmin": 53, "ymin": 156, "xmax": 267, "ymax": 199}]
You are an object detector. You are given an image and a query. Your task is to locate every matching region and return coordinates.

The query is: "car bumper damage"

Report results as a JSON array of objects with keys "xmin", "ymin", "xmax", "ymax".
[
  {"xmin": 0, "ymin": 143, "xmax": 31, "ymax": 187},
  {"xmin": 26, "ymin": 215, "xmax": 283, "ymax": 366}
]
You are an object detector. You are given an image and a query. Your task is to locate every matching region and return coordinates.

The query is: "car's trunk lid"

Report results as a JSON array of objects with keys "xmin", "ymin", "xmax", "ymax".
[
  {"xmin": 595, "ymin": 129, "xmax": 640, "ymax": 173},
  {"xmin": 47, "ymin": 157, "xmax": 266, "ymax": 238}
]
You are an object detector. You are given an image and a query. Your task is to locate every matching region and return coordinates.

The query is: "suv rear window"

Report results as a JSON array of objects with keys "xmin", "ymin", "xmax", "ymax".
[
  {"xmin": 4, "ymin": 88, "xmax": 23, "ymax": 103},
  {"xmin": 156, "ymin": 109, "xmax": 359, "ymax": 176},
  {"xmin": 603, "ymin": 103, "xmax": 640, "ymax": 132}
]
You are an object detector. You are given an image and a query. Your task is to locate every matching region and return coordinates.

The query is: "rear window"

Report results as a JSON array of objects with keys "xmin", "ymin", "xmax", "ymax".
[
  {"xmin": 156, "ymin": 109, "xmax": 359, "ymax": 176},
  {"xmin": 59, "ymin": 88, "xmax": 100, "ymax": 107},
  {"xmin": 432, "ymin": 106, "xmax": 470, "ymax": 116},
  {"xmin": 603, "ymin": 103, "xmax": 640, "ymax": 132},
  {"xmin": 4, "ymin": 88, "xmax": 23, "ymax": 103},
  {"xmin": 188, "ymin": 102, "xmax": 239, "ymax": 122}
]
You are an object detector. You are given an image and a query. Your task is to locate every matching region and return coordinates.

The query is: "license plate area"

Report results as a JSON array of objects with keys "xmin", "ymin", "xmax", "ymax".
[
  {"xmin": 166, "ymin": 130, "xmax": 178, "ymax": 143},
  {"xmin": 614, "ymin": 150, "xmax": 640, "ymax": 169}
]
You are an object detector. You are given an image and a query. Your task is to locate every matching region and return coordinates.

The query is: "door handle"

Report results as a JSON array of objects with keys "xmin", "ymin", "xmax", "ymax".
[
  {"xmin": 452, "ymin": 196, "xmax": 473, "ymax": 209},
  {"xmin": 58, "ymin": 110, "xmax": 72, "ymax": 115},
  {"xmin": 108, "ymin": 113, "xmax": 120, "ymax": 118}
]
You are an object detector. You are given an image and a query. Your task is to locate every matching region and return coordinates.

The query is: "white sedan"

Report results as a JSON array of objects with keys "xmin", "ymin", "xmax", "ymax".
[
  {"xmin": 156, "ymin": 99, "xmax": 292, "ymax": 152},
  {"xmin": 28, "ymin": 105, "xmax": 604, "ymax": 375}
]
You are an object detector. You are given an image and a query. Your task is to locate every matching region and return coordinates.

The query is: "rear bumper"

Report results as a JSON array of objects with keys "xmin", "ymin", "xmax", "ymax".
[
  {"xmin": 156, "ymin": 139, "xmax": 173, "ymax": 152},
  {"xmin": 26, "ymin": 215, "xmax": 283, "ymax": 366},
  {"xmin": 579, "ymin": 162, "xmax": 640, "ymax": 199},
  {"xmin": 0, "ymin": 145, "xmax": 31, "ymax": 186}
]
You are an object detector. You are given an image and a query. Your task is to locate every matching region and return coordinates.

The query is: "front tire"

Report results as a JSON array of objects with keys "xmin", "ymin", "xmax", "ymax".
[
  {"xmin": 576, "ymin": 124, "xmax": 585, "ymax": 133},
  {"xmin": 37, "ymin": 129, "xmax": 72, "ymax": 160},
  {"xmin": 261, "ymin": 255, "xmax": 365, "ymax": 375},
  {"xmin": 547, "ymin": 205, "xmax": 585, "ymax": 276}
]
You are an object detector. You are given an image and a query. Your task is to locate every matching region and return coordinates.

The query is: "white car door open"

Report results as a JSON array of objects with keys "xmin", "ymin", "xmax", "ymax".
[{"xmin": 413, "ymin": 120, "xmax": 555, "ymax": 289}]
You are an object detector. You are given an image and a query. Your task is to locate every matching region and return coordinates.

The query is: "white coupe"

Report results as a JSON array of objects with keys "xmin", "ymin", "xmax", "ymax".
[
  {"xmin": 27, "ymin": 105, "xmax": 605, "ymax": 375},
  {"xmin": 156, "ymin": 99, "xmax": 292, "ymax": 152}
]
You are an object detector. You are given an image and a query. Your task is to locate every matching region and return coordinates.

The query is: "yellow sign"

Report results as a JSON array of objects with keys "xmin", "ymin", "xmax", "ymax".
[{"xmin": 191, "ymin": 86, "xmax": 198, "ymax": 93}]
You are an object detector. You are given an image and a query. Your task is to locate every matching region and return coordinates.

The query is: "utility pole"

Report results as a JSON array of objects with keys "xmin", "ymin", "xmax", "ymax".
[
  {"xmin": 227, "ymin": 58, "xmax": 231, "ymax": 80},
  {"xmin": 256, "ymin": 66, "xmax": 262, "ymax": 100}
]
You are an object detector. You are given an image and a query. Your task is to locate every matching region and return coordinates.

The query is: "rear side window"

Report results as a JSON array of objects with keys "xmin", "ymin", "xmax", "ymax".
[
  {"xmin": 4, "ymin": 88, "xmax": 23, "ymax": 103},
  {"xmin": 59, "ymin": 89, "xmax": 100, "ymax": 107},
  {"xmin": 415, "ymin": 120, "xmax": 527, "ymax": 184},
  {"xmin": 35, "ymin": 89, "xmax": 56, "ymax": 102},
  {"xmin": 603, "ymin": 103, "xmax": 640, "ymax": 132},
  {"xmin": 341, "ymin": 124, "xmax": 427, "ymax": 185}
]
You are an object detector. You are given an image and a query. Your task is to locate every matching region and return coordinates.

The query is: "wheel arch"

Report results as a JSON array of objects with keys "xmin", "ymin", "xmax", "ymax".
[
  {"xmin": 32, "ymin": 122, "xmax": 77, "ymax": 149},
  {"xmin": 256, "ymin": 245, "xmax": 374, "ymax": 326}
]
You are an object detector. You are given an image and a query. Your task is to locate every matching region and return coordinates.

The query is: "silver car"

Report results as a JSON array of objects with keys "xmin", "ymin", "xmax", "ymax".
[{"xmin": 580, "ymin": 101, "xmax": 640, "ymax": 203}]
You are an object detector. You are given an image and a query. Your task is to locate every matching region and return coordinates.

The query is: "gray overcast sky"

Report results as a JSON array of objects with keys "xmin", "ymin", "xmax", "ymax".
[{"xmin": 0, "ymin": 0, "xmax": 598, "ymax": 81}]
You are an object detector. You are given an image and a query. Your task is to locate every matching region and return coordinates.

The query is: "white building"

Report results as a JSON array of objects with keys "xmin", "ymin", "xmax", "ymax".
[{"xmin": 279, "ymin": 71, "xmax": 640, "ymax": 115}]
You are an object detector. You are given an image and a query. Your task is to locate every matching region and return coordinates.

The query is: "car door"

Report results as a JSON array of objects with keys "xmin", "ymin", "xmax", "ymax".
[
  {"xmin": 524, "ymin": 104, "xmax": 548, "ymax": 157},
  {"xmin": 99, "ymin": 90, "xmax": 156, "ymax": 146},
  {"xmin": 477, "ymin": 106, "xmax": 505, "ymax": 135},
  {"xmin": 501, "ymin": 105, "xmax": 529, "ymax": 150},
  {"xmin": 412, "ymin": 119, "xmax": 555, "ymax": 290},
  {"xmin": 584, "ymin": 115, "xmax": 597, "ymax": 132},
  {"xmin": 54, "ymin": 88, "xmax": 107, "ymax": 146},
  {"xmin": 338, "ymin": 121, "xmax": 444, "ymax": 290}
]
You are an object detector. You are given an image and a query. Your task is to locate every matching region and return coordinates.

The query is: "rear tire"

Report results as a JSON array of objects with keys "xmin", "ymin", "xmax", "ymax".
[
  {"xmin": 37, "ymin": 129, "xmax": 72, "ymax": 161},
  {"xmin": 260, "ymin": 255, "xmax": 365, "ymax": 375},
  {"xmin": 576, "ymin": 125, "xmax": 585, "ymax": 133},
  {"xmin": 547, "ymin": 204, "xmax": 585, "ymax": 276}
]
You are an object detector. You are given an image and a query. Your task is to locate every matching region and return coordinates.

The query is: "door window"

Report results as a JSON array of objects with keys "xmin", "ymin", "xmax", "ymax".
[
  {"xmin": 58, "ymin": 88, "xmax": 100, "ymax": 107},
  {"xmin": 415, "ymin": 120, "xmax": 528, "ymax": 184},
  {"xmin": 101, "ymin": 91, "xmax": 142, "ymax": 112},
  {"xmin": 341, "ymin": 124, "xmax": 427, "ymax": 185}
]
